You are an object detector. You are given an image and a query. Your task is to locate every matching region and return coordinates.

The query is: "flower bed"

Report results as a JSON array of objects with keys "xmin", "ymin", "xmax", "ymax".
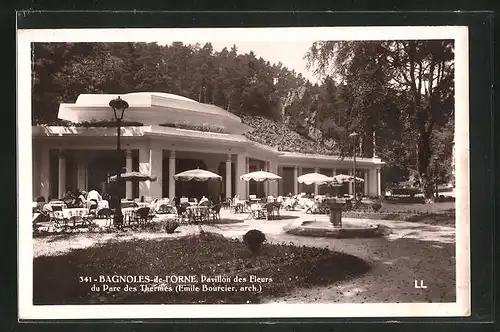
[{"xmin": 33, "ymin": 233, "xmax": 370, "ymax": 305}]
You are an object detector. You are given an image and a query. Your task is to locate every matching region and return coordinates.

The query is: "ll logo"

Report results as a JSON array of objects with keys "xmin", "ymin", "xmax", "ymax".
[{"xmin": 414, "ymin": 280, "xmax": 427, "ymax": 289}]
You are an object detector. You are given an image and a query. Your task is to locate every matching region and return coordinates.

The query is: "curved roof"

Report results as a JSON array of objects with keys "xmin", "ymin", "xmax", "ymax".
[
  {"xmin": 123, "ymin": 92, "xmax": 197, "ymax": 103},
  {"xmin": 60, "ymin": 92, "xmax": 252, "ymax": 134}
]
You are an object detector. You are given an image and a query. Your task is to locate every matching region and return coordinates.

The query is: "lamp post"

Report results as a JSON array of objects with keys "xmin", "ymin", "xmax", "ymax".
[
  {"xmin": 349, "ymin": 132, "xmax": 360, "ymax": 201},
  {"xmin": 109, "ymin": 96, "xmax": 129, "ymax": 227},
  {"xmin": 433, "ymin": 155, "xmax": 439, "ymax": 199}
]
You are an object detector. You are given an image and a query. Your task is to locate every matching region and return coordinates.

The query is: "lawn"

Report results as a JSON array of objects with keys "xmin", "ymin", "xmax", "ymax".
[
  {"xmin": 343, "ymin": 201, "xmax": 456, "ymax": 226},
  {"xmin": 33, "ymin": 232, "xmax": 370, "ymax": 305}
]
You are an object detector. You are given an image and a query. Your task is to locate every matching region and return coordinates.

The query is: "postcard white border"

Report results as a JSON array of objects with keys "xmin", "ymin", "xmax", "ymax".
[{"xmin": 17, "ymin": 26, "xmax": 470, "ymax": 320}]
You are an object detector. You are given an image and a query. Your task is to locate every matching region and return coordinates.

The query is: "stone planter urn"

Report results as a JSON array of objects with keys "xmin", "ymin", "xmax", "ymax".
[{"xmin": 325, "ymin": 198, "xmax": 346, "ymax": 227}]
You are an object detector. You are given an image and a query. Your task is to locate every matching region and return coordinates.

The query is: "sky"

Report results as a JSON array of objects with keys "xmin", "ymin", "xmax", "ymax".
[{"xmin": 188, "ymin": 41, "xmax": 320, "ymax": 84}]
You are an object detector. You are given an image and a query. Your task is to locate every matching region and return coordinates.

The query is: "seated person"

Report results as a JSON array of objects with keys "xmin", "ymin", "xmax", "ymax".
[
  {"xmin": 62, "ymin": 190, "xmax": 74, "ymax": 206},
  {"xmin": 97, "ymin": 199, "xmax": 109, "ymax": 210},
  {"xmin": 87, "ymin": 189, "xmax": 102, "ymax": 203},
  {"xmin": 75, "ymin": 190, "xmax": 87, "ymax": 207}
]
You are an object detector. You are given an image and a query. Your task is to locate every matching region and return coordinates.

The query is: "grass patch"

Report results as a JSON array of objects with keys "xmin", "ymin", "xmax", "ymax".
[
  {"xmin": 343, "ymin": 201, "xmax": 456, "ymax": 226},
  {"xmin": 343, "ymin": 211, "xmax": 455, "ymax": 226},
  {"xmin": 33, "ymin": 233, "xmax": 370, "ymax": 305}
]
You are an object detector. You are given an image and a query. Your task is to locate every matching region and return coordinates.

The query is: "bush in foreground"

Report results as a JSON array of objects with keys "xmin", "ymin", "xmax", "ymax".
[
  {"xmin": 243, "ymin": 229, "xmax": 266, "ymax": 257},
  {"xmin": 165, "ymin": 220, "xmax": 180, "ymax": 233}
]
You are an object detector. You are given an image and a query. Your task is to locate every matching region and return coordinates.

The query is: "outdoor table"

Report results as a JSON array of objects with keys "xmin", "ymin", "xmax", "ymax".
[
  {"xmin": 121, "ymin": 201, "xmax": 137, "ymax": 209},
  {"xmin": 122, "ymin": 207, "xmax": 137, "ymax": 224},
  {"xmin": 63, "ymin": 208, "xmax": 91, "ymax": 227},
  {"xmin": 187, "ymin": 206, "xmax": 210, "ymax": 224}
]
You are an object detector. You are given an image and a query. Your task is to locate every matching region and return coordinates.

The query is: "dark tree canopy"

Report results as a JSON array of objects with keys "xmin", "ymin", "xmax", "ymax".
[
  {"xmin": 32, "ymin": 41, "xmax": 455, "ymax": 198},
  {"xmin": 305, "ymin": 40, "xmax": 455, "ymax": 200},
  {"xmin": 32, "ymin": 42, "xmax": 308, "ymax": 124}
]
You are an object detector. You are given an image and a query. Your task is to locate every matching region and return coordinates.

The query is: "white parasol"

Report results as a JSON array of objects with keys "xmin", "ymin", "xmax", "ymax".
[
  {"xmin": 240, "ymin": 170, "xmax": 281, "ymax": 182},
  {"xmin": 173, "ymin": 169, "xmax": 222, "ymax": 182}
]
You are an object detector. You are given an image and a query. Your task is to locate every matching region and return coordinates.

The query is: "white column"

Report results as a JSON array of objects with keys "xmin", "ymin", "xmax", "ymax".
[
  {"xmin": 150, "ymin": 144, "xmax": 163, "ymax": 200},
  {"xmin": 293, "ymin": 166, "xmax": 298, "ymax": 195},
  {"xmin": 168, "ymin": 150, "xmax": 176, "ymax": 199},
  {"xmin": 236, "ymin": 154, "xmax": 247, "ymax": 198},
  {"xmin": 77, "ymin": 157, "xmax": 87, "ymax": 191},
  {"xmin": 368, "ymin": 168, "xmax": 378, "ymax": 197},
  {"xmin": 245, "ymin": 156, "xmax": 250, "ymax": 197},
  {"xmin": 314, "ymin": 167, "xmax": 319, "ymax": 195},
  {"xmin": 278, "ymin": 166, "xmax": 283, "ymax": 196},
  {"xmin": 58, "ymin": 150, "xmax": 66, "ymax": 199},
  {"xmin": 139, "ymin": 142, "xmax": 163, "ymax": 200},
  {"xmin": 225, "ymin": 154, "xmax": 232, "ymax": 199},
  {"xmin": 298, "ymin": 167, "xmax": 303, "ymax": 194},
  {"xmin": 363, "ymin": 169, "xmax": 369, "ymax": 195},
  {"xmin": 269, "ymin": 159, "xmax": 278, "ymax": 196},
  {"xmin": 377, "ymin": 168, "xmax": 382, "ymax": 196},
  {"xmin": 264, "ymin": 161, "xmax": 269, "ymax": 196},
  {"xmin": 332, "ymin": 168, "xmax": 336, "ymax": 177},
  {"xmin": 139, "ymin": 147, "xmax": 149, "ymax": 198},
  {"xmin": 125, "ymin": 149, "xmax": 133, "ymax": 199}
]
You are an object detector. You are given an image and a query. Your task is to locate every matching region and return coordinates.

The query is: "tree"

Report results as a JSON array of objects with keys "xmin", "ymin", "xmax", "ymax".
[{"xmin": 306, "ymin": 40, "xmax": 455, "ymax": 201}]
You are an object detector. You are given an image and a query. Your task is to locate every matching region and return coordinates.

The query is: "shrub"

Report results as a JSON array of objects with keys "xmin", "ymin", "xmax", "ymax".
[
  {"xmin": 243, "ymin": 229, "xmax": 266, "ymax": 257},
  {"xmin": 165, "ymin": 220, "xmax": 180, "ymax": 234},
  {"xmin": 372, "ymin": 201, "xmax": 382, "ymax": 212}
]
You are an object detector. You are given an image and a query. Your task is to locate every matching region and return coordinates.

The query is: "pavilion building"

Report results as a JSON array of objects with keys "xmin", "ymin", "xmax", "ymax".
[{"xmin": 31, "ymin": 92, "xmax": 384, "ymax": 201}]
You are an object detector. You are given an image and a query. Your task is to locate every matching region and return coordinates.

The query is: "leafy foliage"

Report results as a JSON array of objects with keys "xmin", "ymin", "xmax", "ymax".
[
  {"xmin": 164, "ymin": 220, "xmax": 180, "ymax": 234},
  {"xmin": 241, "ymin": 115, "xmax": 340, "ymax": 155},
  {"xmin": 32, "ymin": 42, "xmax": 307, "ymax": 124},
  {"xmin": 32, "ymin": 41, "xmax": 455, "ymax": 197},
  {"xmin": 371, "ymin": 201, "xmax": 382, "ymax": 212},
  {"xmin": 306, "ymin": 40, "xmax": 455, "ymax": 199},
  {"xmin": 242, "ymin": 229, "xmax": 267, "ymax": 256}
]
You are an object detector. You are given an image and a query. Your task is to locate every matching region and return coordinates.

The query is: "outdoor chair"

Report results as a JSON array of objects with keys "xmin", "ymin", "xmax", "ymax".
[
  {"xmin": 209, "ymin": 204, "xmax": 222, "ymax": 223},
  {"xmin": 67, "ymin": 208, "xmax": 95, "ymax": 228},
  {"xmin": 48, "ymin": 205, "xmax": 68, "ymax": 228},
  {"xmin": 133, "ymin": 207, "xmax": 154, "ymax": 225},
  {"xmin": 248, "ymin": 203, "xmax": 265, "ymax": 220},
  {"xmin": 283, "ymin": 198, "xmax": 298, "ymax": 211},
  {"xmin": 176, "ymin": 203, "xmax": 190, "ymax": 223},
  {"xmin": 263, "ymin": 202, "xmax": 277, "ymax": 220},
  {"xmin": 317, "ymin": 200, "xmax": 330, "ymax": 214},
  {"xmin": 304, "ymin": 200, "xmax": 319, "ymax": 214},
  {"xmin": 272, "ymin": 201, "xmax": 282, "ymax": 217},
  {"xmin": 222, "ymin": 198, "xmax": 231, "ymax": 210},
  {"xmin": 156, "ymin": 204, "xmax": 176, "ymax": 215},
  {"xmin": 97, "ymin": 208, "xmax": 114, "ymax": 227}
]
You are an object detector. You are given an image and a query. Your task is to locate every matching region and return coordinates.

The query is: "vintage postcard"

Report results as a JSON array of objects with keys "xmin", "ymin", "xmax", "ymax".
[{"xmin": 17, "ymin": 26, "xmax": 470, "ymax": 319}]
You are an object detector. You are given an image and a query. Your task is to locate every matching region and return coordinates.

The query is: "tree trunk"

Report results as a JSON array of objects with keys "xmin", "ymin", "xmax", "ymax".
[
  {"xmin": 417, "ymin": 132, "xmax": 435, "ymax": 203},
  {"xmin": 420, "ymin": 175, "xmax": 435, "ymax": 203}
]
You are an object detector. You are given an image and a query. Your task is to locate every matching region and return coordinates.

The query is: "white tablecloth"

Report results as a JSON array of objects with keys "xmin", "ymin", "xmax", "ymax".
[{"xmin": 62, "ymin": 208, "xmax": 89, "ymax": 219}]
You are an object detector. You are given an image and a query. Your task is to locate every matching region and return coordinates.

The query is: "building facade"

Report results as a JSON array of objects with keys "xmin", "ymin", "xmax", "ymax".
[{"xmin": 32, "ymin": 92, "xmax": 384, "ymax": 201}]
